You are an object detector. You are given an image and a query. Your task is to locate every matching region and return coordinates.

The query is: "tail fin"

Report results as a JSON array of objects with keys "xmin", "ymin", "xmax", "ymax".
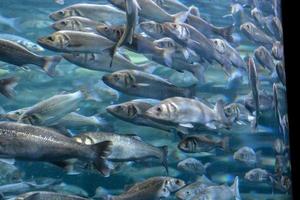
[
  {"xmin": 216, "ymin": 25, "xmax": 234, "ymax": 43},
  {"xmin": 159, "ymin": 145, "xmax": 169, "ymax": 175},
  {"xmin": 230, "ymin": 176, "xmax": 241, "ymax": 200},
  {"xmin": 0, "ymin": 77, "xmax": 19, "ymax": 98},
  {"xmin": 221, "ymin": 136, "xmax": 230, "ymax": 152},
  {"xmin": 162, "ymin": 48, "xmax": 175, "ymax": 67},
  {"xmin": 91, "ymin": 141, "xmax": 113, "ymax": 177},
  {"xmin": 189, "ymin": 6, "xmax": 200, "ymax": 17},
  {"xmin": 172, "ymin": 10, "xmax": 190, "ymax": 23},
  {"xmin": 191, "ymin": 63, "xmax": 206, "ymax": 85},
  {"xmin": 8, "ymin": 17, "xmax": 22, "ymax": 32},
  {"xmin": 43, "ymin": 56, "xmax": 62, "ymax": 77}
]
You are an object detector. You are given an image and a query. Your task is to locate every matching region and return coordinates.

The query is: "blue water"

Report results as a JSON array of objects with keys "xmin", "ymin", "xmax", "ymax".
[{"xmin": 0, "ymin": 0, "xmax": 291, "ymax": 199}]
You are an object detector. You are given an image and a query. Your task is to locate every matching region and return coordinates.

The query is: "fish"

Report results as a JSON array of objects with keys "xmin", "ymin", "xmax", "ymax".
[
  {"xmin": 251, "ymin": 8, "xmax": 273, "ymax": 31},
  {"xmin": 244, "ymin": 168, "xmax": 273, "ymax": 183},
  {"xmin": 178, "ymin": 134, "xmax": 230, "ymax": 153},
  {"xmin": 247, "ymin": 56, "xmax": 260, "ymax": 129},
  {"xmin": 63, "ymin": 52, "xmax": 154, "ymax": 73},
  {"xmin": 144, "ymin": 97, "xmax": 231, "ymax": 130},
  {"xmin": 0, "ymin": 13, "xmax": 21, "ymax": 32},
  {"xmin": 110, "ymin": 0, "xmax": 140, "ymax": 67},
  {"xmin": 233, "ymin": 146, "xmax": 261, "ymax": 166},
  {"xmin": 108, "ymin": 0, "xmax": 190, "ymax": 23},
  {"xmin": 0, "ymin": 122, "xmax": 112, "ymax": 176},
  {"xmin": 37, "ymin": 31, "xmax": 115, "ymax": 53},
  {"xmin": 223, "ymin": 3, "xmax": 249, "ymax": 27},
  {"xmin": 211, "ymin": 38, "xmax": 247, "ymax": 71},
  {"xmin": 49, "ymin": 3, "xmax": 126, "ymax": 25},
  {"xmin": 152, "ymin": 0, "xmax": 193, "ymax": 14},
  {"xmin": 52, "ymin": 182, "xmax": 89, "ymax": 197},
  {"xmin": 269, "ymin": 16, "xmax": 283, "ymax": 40},
  {"xmin": 254, "ymin": 46, "xmax": 276, "ymax": 73},
  {"xmin": 190, "ymin": 176, "xmax": 240, "ymax": 200},
  {"xmin": 0, "ymin": 39, "xmax": 61, "ymax": 77},
  {"xmin": 274, "ymin": 154, "xmax": 290, "ymax": 175},
  {"xmin": 0, "ymin": 76, "xmax": 18, "ymax": 99},
  {"xmin": 272, "ymin": 41, "xmax": 284, "ymax": 60},
  {"xmin": 74, "ymin": 131, "xmax": 169, "ymax": 174},
  {"xmin": 52, "ymin": 16, "xmax": 106, "ymax": 32},
  {"xmin": 17, "ymin": 91, "xmax": 84, "ymax": 126},
  {"xmin": 175, "ymin": 177, "xmax": 217, "ymax": 200},
  {"xmin": 177, "ymin": 157, "xmax": 210, "ymax": 175},
  {"xmin": 240, "ymin": 22, "xmax": 275, "ymax": 47},
  {"xmin": 15, "ymin": 191, "xmax": 89, "ymax": 200},
  {"xmin": 106, "ymin": 99, "xmax": 187, "ymax": 136},
  {"xmin": 275, "ymin": 62, "xmax": 286, "ymax": 86},
  {"xmin": 102, "ymin": 70, "xmax": 196, "ymax": 100},
  {"xmin": 273, "ymin": 138, "xmax": 288, "ymax": 155},
  {"xmin": 0, "ymin": 33, "xmax": 44, "ymax": 52},
  {"xmin": 54, "ymin": 0, "xmax": 64, "ymax": 5}
]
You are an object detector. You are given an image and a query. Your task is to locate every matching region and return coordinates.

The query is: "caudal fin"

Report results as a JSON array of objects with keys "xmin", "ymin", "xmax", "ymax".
[
  {"xmin": 216, "ymin": 25, "xmax": 235, "ymax": 43},
  {"xmin": 8, "ymin": 17, "xmax": 22, "ymax": 32},
  {"xmin": 172, "ymin": 10, "xmax": 190, "ymax": 23},
  {"xmin": 43, "ymin": 56, "xmax": 62, "ymax": 77},
  {"xmin": 0, "ymin": 77, "xmax": 19, "ymax": 98},
  {"xmin": 162, "ymin": 48, "xmax": 175, "ymax": 67},
  {"xmin": 159, "ymin": 145, "xmax": 169, "ymax": 175},
  {"xmin": 230, "ymin": 176, "xmax": 241, "ymax": 200},
  {"xmin": 91, "ymin": 141, "xmax": 113, "ymax": 177}
]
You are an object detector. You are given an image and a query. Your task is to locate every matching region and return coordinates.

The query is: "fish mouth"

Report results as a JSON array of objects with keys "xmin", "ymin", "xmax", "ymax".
[
  {"xmin": 49, "ymin": 12, "xmax": 60, "ymax": 21},
  {"xmin": 102, "ymin": 74, "xmax": 110, "ymax": 84}
]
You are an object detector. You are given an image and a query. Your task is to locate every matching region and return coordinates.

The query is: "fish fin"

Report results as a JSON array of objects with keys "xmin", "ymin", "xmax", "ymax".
[
  {"xmin": 179, "ymin": 123, "xmax": 194, "ymax": 128},
  {"xmin": 162, "ymin": 48, "xmax": 175, "ymax": 67},
  {"xmin": 91, "ymin": 141, "xmax": 113, "ymax": 177},
  {"xmin": 159, "ymin": 145, "xmax": 168, "ymax": 175},
  {"xmin": 189, "ymin": 6, "xmax": 200, "ymax": 17},
  {"xmin": 216, "ymin": 25, "xmax": 235, "ymax": 43},
  {"xmin": 0, "ymin": 76, "xmax": 18, "ymax": 98},
  {"xmin": 205, "ymin": 122, "xmax": 217, "ymax": 129},
  {"xmin": 230, "ymin": 176, "xmax": 241, "ymax": 200},
  {"xmin": 8, "ymin": 17, "xmax": 22, "ymax": 32},
  {"xmin": 0, "ymin": 192, "xmax": 4, "ymax": 200},
  {"xmin": 43, "ymin": 56, "xmax": 62, "ymax": 77},
  {"xmin": 0, "ymin": 158, "xmax": 15, "ymax": 165},
  {"xmin": 221, "ymin": 136, "xmax": 230, "ymax": 152},
  {"xmin": 214, "ymin": 99, "xmax": 230, "ymax": 128},
  {"xmin": 50, "ymin": 160, "xmax": 79, "ymax": 174},
  {"xmin": 136, "ymin": 83, "xmax": 151, "ymax": 87},
  {"xmin": 172, "ymin": 10, "xmax": 190, "ymax": 23},
  {"xmin": 191, "ymin": 63, "xmax": 206, "ymax": 85},
  {"xmin": 223, "ymin": 14, "xmax": 233, "ymax": 18},
  {"xmin": 204, "ymin": 162, "xmax": 211, "ymax": 172},
  {"xmin": 109, "ymin": 46, "xmax": 117, "ymax": 68}
]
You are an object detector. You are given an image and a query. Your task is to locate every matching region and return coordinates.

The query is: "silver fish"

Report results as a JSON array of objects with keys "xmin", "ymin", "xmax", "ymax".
[
  {"xmin": 0, "ymin": 77, "xmax": 18, "ymax": 99},
  {"xmin": 177, "ymin": 157, "xmax": 210, "ymax": 175},
  {"xmin": 233, "ymin": 146, "xmax": 260, "ymax": 166},
  {"xmin": 0, "ymin": 39, "xmax": 61, "ymax": 77},
  {"xmin": 254, "ymin": 46, "xmax": 276, "ymax": 72},
  {"xmin": 272, "ymin": 41, "xmax": 284, "ymax": 60},
  {"xmin": 245, "ymin": 168, "xmax": 272, "ymax": 183},
  {"xmin": 15, "ymin": 191, "xmax": 89, "ymax": 200}
]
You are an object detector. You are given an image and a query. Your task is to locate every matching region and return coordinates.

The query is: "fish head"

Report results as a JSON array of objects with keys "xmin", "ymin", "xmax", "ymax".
[
  {"xmin": 106, "ymin": 103, "xmax": 138, "ymax": 120},
  {"xmin": 157, "ymin": 185, "xmax": 171, "ymax": 198},
  {"xmin": 240, "ymin": 22, "xmax": 254, "ymax": 35},
  {"xmin": 163, "ymin": 23, "xmax": 188, "ymax": 41},
  {"xmin": 0, "ymin": 108, "xmax": 26, "ymax": 121},
  {"xmin": 165, "ymin": 178, "xmax": 186, "ymax": 192},
  {"xmin": 102, "ymin": 70, "xmax": 136, "ymax": 89},
  {"xmin": 52, "ymin": 18, "xmax": 81, "ymax": 31},
  {"xmin": 50, "ymin": 8, "xmax": 72, "ymax": 21},
  {"xmin": 177, "ymin": 137, "xmax": 197, "ymax": 153},
  {"xmin": 96, "ymin": 25, "xmax": 123, "ymax": 41},
  {"xmin": 233, "ymin": 147, "xmax": 255, "ymax": 163},
  {"xmin": 18, "ymin": 113, "xmax": 42, "ymax": 125},
  {"xmin": 251, "ymin": 8, "xmax": 263, "ymax": 20},
  {"xmin": 153, "ymin": 37, "xmax": 176, "ymax": 49},
  {"xmin": 144, "ymin": 102, "xmax": 177, "ymax": 124},
  {"xmin": 211, "ymin": 39, "xmax": 226, "ymax": 54},
  {"xmin": 37, "ymin": 32, "xmax": 71, "ymax": 51},
  {"xmin": 254, "ymin": 46, "xmax": 267, "ymax": 60},
  {"xmin": 244, "ymin": 169, "xmax": 260, "ymax": 182},
  {"xmin": 175, "ymin": 184, "xmax": 199, "ymax": 200},
  {"xmin": 224, "ymin": 103, "xmax": 241, "ymax": 123},
  {"xmin": 139, "ymin": 21, "xmax": 163, "ymax": 37}
]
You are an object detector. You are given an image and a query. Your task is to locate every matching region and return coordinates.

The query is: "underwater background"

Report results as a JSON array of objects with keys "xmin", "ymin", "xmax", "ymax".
[{"xmin": 0, "ymin": 0, "xmax": 291, "ymax": 199}]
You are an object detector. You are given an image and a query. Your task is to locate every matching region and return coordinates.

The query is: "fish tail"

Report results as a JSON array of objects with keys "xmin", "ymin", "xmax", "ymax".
[
  {"xmin": 191, "ymin": 63, "xmax": 206, "ymax": 85},
  {"xmin": 159, "ymin": 145, "xmax": 169, "ymax": 175},
  {"xmin": 231, "ymin": 176, "xmax": 241, "ymax": 200},
  {"xmin": 172, "ymin": 10, "xmax": 190, "ymax": 23},
  {"xmin": 162, "ymin": 48, "xmax": 175, "ymax": 67},
  {"xmin": 43, "ymin": 55, "xmax": 62, "ymax": 77},
  {"xmin": 216, "ymin": 25, "xmax": 235, "ymax": 43},
  {"xmin": 91, "ymin": 141, "xmax": 113, "ymax": 177},
  {"xmin": 109, "ymin": 45, "xmax": 118, "ymax": 68},
  {"xmin": 0, "ymin": 76, "xmax": 19, "ymax": 98},
  {"xmin": 9, "ymin": 17, "xmax": 22, "ymax": 32}
]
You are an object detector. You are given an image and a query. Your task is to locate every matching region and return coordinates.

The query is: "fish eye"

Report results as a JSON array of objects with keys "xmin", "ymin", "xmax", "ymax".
[
  {"xmin": 186, "ymin": 191, "xmax": 190, "ymax": 194},
  {"xmin": 47, "ymin": 36, "xmax": 54, "ymax": 41},
  {"xmin": 113, "ymin": 74, "xmax": 120, "ymax": 81},
  {"xmin": 60, "ymin": 21, "xmax": 67, "ymax": 26},
  {"xmin": 156, "ymin": 107, "xmax": 162, "ymax": 112},
  {"xmin": 58, "ymin": 11, "xmax": 64, "ymax": 16},
  {"xmin": 163, "ymin": 188, "xmax": 167, "ymax": 192},
  {"xmin": 104, "ymin": 26, "xmax": 108, "ymax": 31},
  {"xmin": 175, "ymin": 180, "xmax": 181, "ymax": 185}
]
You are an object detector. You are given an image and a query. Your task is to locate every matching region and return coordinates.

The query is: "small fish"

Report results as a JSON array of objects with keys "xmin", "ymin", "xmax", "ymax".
[
  {"xmin": 254, "ymin": 46, "xmax": 276, "ymax": 72},
  {"xmin": 177, "ymin": 158, "xmax": 210, "ymax": 175},
  {"xmin": 233, "ymin": 146, "xmax": 260, "ymax": 166},
  {"xmin": 275, "ymin": 62, "xmax": 286, "ymax": 86},
  {"xmin": 244, "ymin": 168, "xmax": 273, "ymax": 183},
  {"xmin": 49, "ymin": 4, "xmax": 126, "ymax": 25},
  {"xmin": 145, "ymin": 97, "xmax": 231, "ymax": 130},
  {"xmin": 273, "ymin": 138, "xmax": 289, "ymax": 155},
  {"xmin": 110, "ymin": 0, "xmax": 140, "ymax": 67},
  {"xmin": 37, "ymin": 31, "xmax": 115, "ymax": 53},
  {"xmin": 0, "ymin": 33, "xmax": 44, "ymax": 52},
  {"xmin": 52, "ymin": 16, "xmax": 106, "ymax": 32},
  {"xmin": 247, "ymin": 56, "xmax": 260, "ymax": 129},
  {"xmin": 102, "ymin": 70, "xmax": 195, "ymax": 100},
  {"xmin": 15, "ymin": 191, "xmax": 89, "ymax": 200},
  {"xmin": 0, "ymin": 39, "xmax": 61, "ymax": 77},
  {"xmin": 240, "ymin": 22, "xmax": 275, "ymax": 47},
  {"xmin": 0, "ymin": 13, "xmax": 21, "ymax": 32},
  {"xmin": 0, "ymin": 122, "xmax": 112, "ymax": 176},
  {"xmin": 74, "ymin": 131, "xmax": 168, "ymax": 175},
  {"xmin": 0, "ymin": 77, "xmax": 18, "ymax": 99},
  {"xmin": 274, "ymin": 155, "xmax": 290, "ymax": 175},
  {"xmin": 18, "ymin": 91, "xmax": 84, "ymax": 126},
  {"xmin": 178, "ymin": 134, "xmax": 230, "ymax": 153},
  {"xmin": 52, "ymin": 182, "xmax": 89, "ymax": 197},
  {"xmin": 191, "ymin": 176, "xmax": 241, "ymax": 200}
]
